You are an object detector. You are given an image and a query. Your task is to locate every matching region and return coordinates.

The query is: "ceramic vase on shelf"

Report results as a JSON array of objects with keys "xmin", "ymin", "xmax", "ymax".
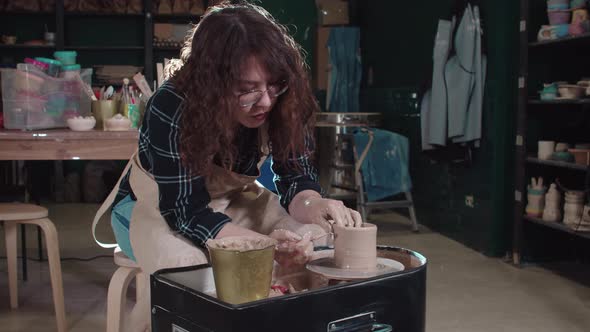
[
  {"xmin": 542, "ymin": 183, "xmax": 562, "ymax": 222},
  {"xmin": 526, "ymin": 177, "xmax": 547, "ymax": 218},
  {"xmin": 563, "ymin": 190, "xmax": 585, "ymax": 227}
]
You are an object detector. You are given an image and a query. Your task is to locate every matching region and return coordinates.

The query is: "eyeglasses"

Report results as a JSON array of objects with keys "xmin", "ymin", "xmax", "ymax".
[{"xmin": 237, "ymin": 82, "xmax": 288, "ymax": 108}]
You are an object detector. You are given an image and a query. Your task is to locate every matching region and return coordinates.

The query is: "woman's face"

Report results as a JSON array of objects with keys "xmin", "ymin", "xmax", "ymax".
[{"xmin": 232, "ymin": 57, "xmax": 283, "ymax": 128}]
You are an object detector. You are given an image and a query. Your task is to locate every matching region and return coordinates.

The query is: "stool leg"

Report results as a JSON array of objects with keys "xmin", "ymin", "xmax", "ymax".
[
  {"xmin": 4, "ymin": 221, "xmax": 18, "ymax": 309},
  {"xmin": 123, "ymin": 279, "xmax": 151, "ymax": 332},
  {"xmin": 37, "ymin": 225, "xmax": 44, "ymax": 261},
  {"xmin": 107, "ymin": 267, "xmax": 139, "ymax": 332},
  {"xmin": 405, "ymin": 192, "xmax": 419, "ymax": 232},
  {"xmin": 135, "ymin": 272, "xmax": 148, "ymax": 303},
  {"xmin": 35, "ymin": 218, "xmax": 67, "ymax": 332}
]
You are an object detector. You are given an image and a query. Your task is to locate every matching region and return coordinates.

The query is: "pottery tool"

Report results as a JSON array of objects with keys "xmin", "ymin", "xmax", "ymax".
[
  {"xmin": 105, "ymin": 86, "xmax": 114, "ymax": 100},
  {"xmin": 133, "ymin": 72, "xmax": 153, "ymax": 101},
  {"xmin": 156, "ymin": 62, "xmax": 164, "ymax": 88},
  {"xmin": 76, "ymin": 74, "xmax": 97, "ymax": 101},
  {"xmin": 312, "ymin": 232, "xmax": 334, "ymax": 242}
]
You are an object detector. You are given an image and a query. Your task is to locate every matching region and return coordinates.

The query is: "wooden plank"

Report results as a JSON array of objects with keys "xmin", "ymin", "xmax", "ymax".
[
  {"xmin": 0, "ymin": 139, "xmax": 136, "ymax": 160},
  {"xmin": 0, "ymin": 129, "xmax": 138, "ymax": 160},
  {"xmin": 0, "ymin": 129, "xmax": 138, "ymax": 141}
]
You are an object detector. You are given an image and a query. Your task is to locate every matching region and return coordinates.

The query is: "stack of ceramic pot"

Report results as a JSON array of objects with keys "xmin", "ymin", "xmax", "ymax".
[
  {"xmin": 563, "ymin": 190, "xmax": 585, "ymax": 228},
  {"xmin": 580, "ymin": 204, "xmax": 590, "ymax": 231},
  {"xmin": 539, "ymin": 0, "xmax": 571, "ymax": 41}
]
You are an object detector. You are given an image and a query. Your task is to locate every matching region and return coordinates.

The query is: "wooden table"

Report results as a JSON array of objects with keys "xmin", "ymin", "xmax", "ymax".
[
  {"xmin": 0, "ymin": 128, "xmax": 138, "ymax": 280},
  {"xmin": 0, "ymin": 129, "xmax": 138, "ymax": 160}
]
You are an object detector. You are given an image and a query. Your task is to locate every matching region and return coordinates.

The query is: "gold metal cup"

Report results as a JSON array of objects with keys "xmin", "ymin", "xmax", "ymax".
[
  {"xmin": 208, "ymin": 241, "xmax": 276, "ymax": 305},
  {"xmin": 91, "ymin": 100, "xmax": 118, "ymax": 130}
]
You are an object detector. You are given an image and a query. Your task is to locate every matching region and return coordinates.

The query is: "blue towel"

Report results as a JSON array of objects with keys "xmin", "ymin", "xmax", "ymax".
[
  {"xmin": 256, "ymin": 157, "xmax": 277, "ymax": 193},
  {"xmin": 110, "ymin": 194, "xmax": 136, "ymax": 261},
  {"xmin": 327, "ymin": 27, "xmax": 362, "ymax": 113},
  {"xmin": 353, "ymin": 129, "xmax": 412, "ymax": 202}
]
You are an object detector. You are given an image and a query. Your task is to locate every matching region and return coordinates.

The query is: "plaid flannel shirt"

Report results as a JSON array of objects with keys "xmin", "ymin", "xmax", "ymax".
[{"xmin": 114, "ymin": 81, "xmax": 321, "ymax": 247}]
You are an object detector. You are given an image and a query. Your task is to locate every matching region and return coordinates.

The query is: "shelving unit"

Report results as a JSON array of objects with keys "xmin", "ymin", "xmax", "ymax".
[
  {"xmin": 0, "ymin": 0, "xmax": 207, "ymax": 85},
  {"xmin": 64, "ymin": 46, "xmax": 145, "ymax": 51},
  {"xmin": 529, "ymin": 32, "xmax": 590, "ymax": 47},
  {"xmin": 526, "ymin": 157, "xmax": 589, "ymax": 171},
  {"xmin": 514, "ymin": 0, "xmax": 590, "ymax": 265},
  {"xmin": 524, "ymin": 215, "xmax": 590, "ymax": 240},
  {"xmin": 528, "ymin": 99, "xmax": 590, "ymax": 105},
  {"xmin": 0, "ymin": 44, "xmax": 56, "ymax": 49}
]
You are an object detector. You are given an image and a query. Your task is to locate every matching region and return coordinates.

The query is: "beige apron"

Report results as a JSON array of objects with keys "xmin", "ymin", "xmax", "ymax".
[{"xmin": 92, "ymin": 126, "xmax": 324, "ymax": 275}]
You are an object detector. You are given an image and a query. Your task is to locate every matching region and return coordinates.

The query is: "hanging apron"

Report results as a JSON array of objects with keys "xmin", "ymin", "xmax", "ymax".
[
  {"xmin": 424, "ymin": 18, "xmax": 454, "ymax": 148},
  {"xmin": 445, "ymin": 4, "xmax": 477, "ymax": 140},
  {"xmin": 92, "ymin": 125, "xmax": 326, "ymax": 275},
  {"xmin": 453, "ymin": 4, "xmax": 487, "ymax": 146}
]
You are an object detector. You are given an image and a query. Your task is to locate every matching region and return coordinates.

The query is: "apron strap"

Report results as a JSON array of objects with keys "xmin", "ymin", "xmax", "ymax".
[{"xmin": 91, "ymin": 151, "xmax": 136, "ymax": 248}]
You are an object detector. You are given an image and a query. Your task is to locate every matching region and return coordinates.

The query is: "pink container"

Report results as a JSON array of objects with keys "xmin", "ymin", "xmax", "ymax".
[
  {"xmin": 548, "ymin": 10, "xmax": 572, "ymax": 25},
  {"xmin": 23, "ymin": 58, "xmax": 49, "ymax": 74}
]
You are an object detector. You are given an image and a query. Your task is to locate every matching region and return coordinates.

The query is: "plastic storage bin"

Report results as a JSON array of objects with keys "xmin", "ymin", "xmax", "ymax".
[{"xmin": 1, "ymin": 67, "xmax": 92, "ymax": 130}]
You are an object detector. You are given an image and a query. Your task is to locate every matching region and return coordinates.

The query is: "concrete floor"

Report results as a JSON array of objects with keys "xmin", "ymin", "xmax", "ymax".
[{"xmin": 1, "ymin": 204, "xmax": 589, "ymax": 332}]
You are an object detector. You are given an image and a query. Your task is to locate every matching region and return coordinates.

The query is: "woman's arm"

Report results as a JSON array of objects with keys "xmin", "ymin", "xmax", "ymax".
[{"xmin": 143, "ymin": 83, "xmax": 233, "ymax": 246}]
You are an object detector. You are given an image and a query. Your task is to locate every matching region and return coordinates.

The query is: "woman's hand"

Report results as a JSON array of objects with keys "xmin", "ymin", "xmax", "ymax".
[
  {"xmin": 289, "ymin": 190, "xmax": 363, "ymax": 231},
  {"xmin": 269, "ymin": 229, "xmax": 313, "ymax": 268}
]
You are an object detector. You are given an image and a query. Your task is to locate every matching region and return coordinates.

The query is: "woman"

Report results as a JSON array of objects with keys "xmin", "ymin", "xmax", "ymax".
[{"xmin": 94, "ymin": 2, "xmax": 362, "ymax": 330}]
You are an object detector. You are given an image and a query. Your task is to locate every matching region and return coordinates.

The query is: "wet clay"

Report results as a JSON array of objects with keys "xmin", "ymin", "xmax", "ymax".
[{"xmin": 333, "ymin": 223, "xmax": 377, "ymax": 270}]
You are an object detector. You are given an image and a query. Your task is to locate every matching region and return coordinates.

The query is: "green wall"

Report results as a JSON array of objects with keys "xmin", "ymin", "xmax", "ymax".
[
  {"xmin": 359, "ymin": 0, "xmax": 518, "ymax": 256},
  {"xmin": 259, "ymin": 0, "xmax": 317, "ymax": 71}
]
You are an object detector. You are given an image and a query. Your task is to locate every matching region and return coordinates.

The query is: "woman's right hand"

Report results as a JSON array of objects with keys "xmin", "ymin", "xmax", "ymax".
[
  {"xmin": 269, "ymin": 229, "xmax": 313, "ymax": 268},
  {"xmin": 215, "ymin": 223, "xmax": 313, "ymax": 267}
]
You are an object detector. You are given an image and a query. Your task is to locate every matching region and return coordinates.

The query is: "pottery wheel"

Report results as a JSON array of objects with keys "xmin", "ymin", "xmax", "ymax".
[{"xmin": 306, "ymin": 257, "xmax": 405, "ymax": 281}]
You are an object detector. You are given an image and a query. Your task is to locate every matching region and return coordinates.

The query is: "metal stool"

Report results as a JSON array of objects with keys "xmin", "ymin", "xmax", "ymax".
[
  {"xmin": 1, "ymin": 203, "xmax": 67, "ymax": 332},
  {"xmin": 106, "ymin": 247, "xmax": 148, "ymax": 332}
]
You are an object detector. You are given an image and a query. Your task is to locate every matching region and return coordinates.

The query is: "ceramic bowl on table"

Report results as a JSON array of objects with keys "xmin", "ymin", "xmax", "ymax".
[
  {"xmin": 105, "ymin": 114, "xmax": 133, "ymax": 131},
  {"xmin": 67, "ymin": 116, "xmax": 96, "ymax": 131},
  {"xmin": 558, "ymin": 84, "xmax": 586, "ymax": 99}
]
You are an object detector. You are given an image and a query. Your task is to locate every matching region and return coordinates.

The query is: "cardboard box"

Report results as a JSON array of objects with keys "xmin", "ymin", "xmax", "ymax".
[
  {"xmin": 315, "ymin": 27, "xmax": 331, "ymax": 91},
  {"xmin": 316, "ymin": 0, "xmax": 349, "ymax": 26}
]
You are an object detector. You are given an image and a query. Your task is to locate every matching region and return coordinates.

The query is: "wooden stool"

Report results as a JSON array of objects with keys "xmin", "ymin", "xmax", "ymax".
[
  {"xmin": 107, "ymin": 247, "xmax": 148, "ymax": 332},
  {"xmin": 1, "ymin": 203, "xmax": 66, "ymax": 332}
]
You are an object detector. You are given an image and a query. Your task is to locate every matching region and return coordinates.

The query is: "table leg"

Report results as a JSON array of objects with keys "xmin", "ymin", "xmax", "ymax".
[{"xmin": 20, "ymin": 224, "xmax": 27, "ymax": 281}]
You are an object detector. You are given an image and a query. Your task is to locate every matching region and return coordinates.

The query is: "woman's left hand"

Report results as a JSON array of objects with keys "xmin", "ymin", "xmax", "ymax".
[
  {"xmin": 269, "ymin": 229, "xmax": 313, "ymax": 268},
  {"xmin": 289, "ymin": 191, "xmax": 363, "ymax": 232}
]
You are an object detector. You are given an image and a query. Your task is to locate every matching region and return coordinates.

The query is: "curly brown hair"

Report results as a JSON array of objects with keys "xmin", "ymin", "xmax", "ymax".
[{"xmin": 166, "ymin": 1, "xmax": 319, "ymax": 176}]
